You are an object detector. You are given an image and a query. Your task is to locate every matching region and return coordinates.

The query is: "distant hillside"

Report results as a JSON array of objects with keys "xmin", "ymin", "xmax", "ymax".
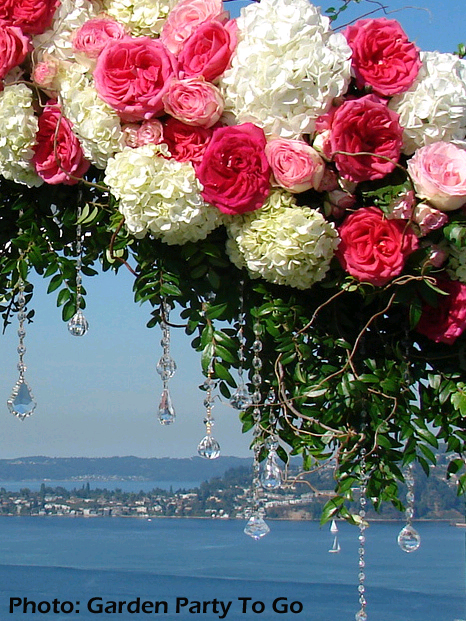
[{"xmin": 0, "ymin": 456, "xmax": 252, "ymax": 482}]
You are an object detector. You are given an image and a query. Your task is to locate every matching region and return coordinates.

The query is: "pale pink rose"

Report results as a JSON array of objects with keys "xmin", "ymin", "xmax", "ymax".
[
  {"xmin": 327, "ymin": 189, "xmax": 356, "ymax": 211},
  {"xmin": 163, "ymin": 78, "xmax": 223, "ymax": 128},
  {"xmin": 265, "ymin": 138, "xmax": 324, "ymax": 193},
  {"xmin": 161, "ymin": 0, "xmax": 228, "ymax": 55},
  {"xmin": 425, "ymin": 244, "xmax": 448, "ymax": 268},
  {"xmin": 137, "ymin": 119, "xmax": 164, "ymax": 146},
  {"xmin": 121, "ymin": 124, "xmax": 140, "ymax": 148},
  {"xmin": 412, "ymin": 203, "xmax": 448, "ymax": 236},
  {"xmin": 316, "ymin": 167, "xmax": 339, "ymax": 192},
  {"xmin": 94, "ymin": 36, "xmax": 178, "ymax": 122},
  {"xmin": 407, "ymin": 142, "xmax": 466, "ymax": 211},
  {"xmin": 344, "ymin": 18, "xmax": 421, "ymax": 96},
  {"xmin": 32, "ymin": 54, "xmax": 59, "ymax": 89},
  {"xmin": 0, "ymin": 22, "xmax": 30, "ymax": 80},
  {"xmin": 178, "ymin": 19, "xmax": 237, "ymax": 83},
  {"xmin": 73, "ymin": 18, "xmax": 126, "ymax": 59},
  {"xmin": 386, "ymin": 190, "xmax": 415, "ymax": 220}
]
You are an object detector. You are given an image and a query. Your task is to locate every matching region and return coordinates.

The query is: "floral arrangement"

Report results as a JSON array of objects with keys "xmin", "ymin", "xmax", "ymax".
[{"xmin": 1, "ymin": 0, "xmax": 466, "ymax": 519}]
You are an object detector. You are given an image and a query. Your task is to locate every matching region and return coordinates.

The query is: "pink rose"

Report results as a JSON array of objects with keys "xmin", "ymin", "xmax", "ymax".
[
  {"xmin": 73, "ymin": 18, "xmax": 126, "ymax": 59},
  {"xmin": 327, "ymin": 189, "xmax": 357, "ymax": 211},
  {"xmin": 336, "ymin": 206, "xmax": 418, "ymax": 286},
  {"xmin": 344, "ymin": 18, "xmax": 421, "ymax": 96},
  {"xmin": 407, "ymin": 142, "xmax": 466, "ymax": 211},
  {"xmin": 32, "ymin": 101, "xmax": 90, "ymax": 185},
  {"xmin": 161, "ymin": 0, "xmax": 228, "ymax": 55},
  {"xmin": 196, "ymin": 123, "xmax": 271, "ymax": 215},
  {"xmin": 0, "ymin": 22, "xmax": 30, "ymax": 80},
  {"xmin": 93, "ymin": 36, "xmax": 178, "ymax": 122},
  {"xmin": 163, "ymin": 78, "xmax": 223, "ymax": 128},
  {"xmin": 412, "ymin": 204, "xmax": 448, "ymax": 236},
  {"xmin": 0, "ymin": 0, "xmax": 60, "ymax": 35},
  {"xmin": 386, "ymin": 190, "xmax": 415, "ymax": 220},
  {"xmin": 32, "ymin": 55, "xmax": 59, "ymax": 90},
  {"xmin": 416, "ymin": 278, "xmax": 466, "ymax": 344},
  {"xmin": 265, "ymin": 138, "xmax": 324, "ymax": 193},
  {"xmin": 137, "ymin": 119, "xmax": 164, "ymax": 146},
  {"xmin": 316, "ymin": 167, "xmax": 339, "ymax": 193},
  {"xmin": 329, "ymin": 95, "xmax": 403, "ymax": 183},
  {"xmin": 121, "ymin": 123, "xmax": 140, "ymax": 148},
  {"xmin": 163, "ymin": 117, "xmax": 213, "ymax": 164},
  {"xmin": 178, "ymin": 20, "xmax": 237, "ymax": 83}
]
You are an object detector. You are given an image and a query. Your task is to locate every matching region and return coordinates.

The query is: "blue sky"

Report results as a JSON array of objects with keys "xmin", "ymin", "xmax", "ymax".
[{"xmin": 0, "ymin": 0, "xmax": 463, "ymax": 459}]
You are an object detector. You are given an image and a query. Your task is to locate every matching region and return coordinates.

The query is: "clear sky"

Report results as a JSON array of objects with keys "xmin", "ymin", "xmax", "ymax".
[{"xmin": 0, "ymin": 0, "xmax": 463, "ymax": 460}]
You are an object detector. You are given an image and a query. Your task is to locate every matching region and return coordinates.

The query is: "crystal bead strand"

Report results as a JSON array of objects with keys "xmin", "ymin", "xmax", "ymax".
[
  {"xmin": 229, "ymin": 281, "xmax": 251, "ymax": 411},
  {"xmin": 355, "ymin": 447, "xmax": 368, "ymax": 621},
  {"xmin": 7, "ymin": 224, "xmax": 37, "ymax": 420},
  {"xmin": 397, "ymin": 462, "xmax": 421, "ymax": 552},
  {"xmin": 244, "ymin": 319, "xmax": 270, "ymax": 540},
  {"xmin": 197, "ymin": 359, "xmax": 221, "ymax": 459},
  {"xmin": 68, "ymin": 203, "xmax": 89, "ymax": 336},
  {"xmin": 260, "ymin": 388, "xmax": 283, "ymax": 490},
  {"xmin": 157, "ymin": 301, "xmax": 177, "ymax": 425}
]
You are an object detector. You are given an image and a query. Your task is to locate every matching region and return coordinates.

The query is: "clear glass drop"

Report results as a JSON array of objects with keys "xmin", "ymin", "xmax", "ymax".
[
  {"xmin": 197, "ymin": 435, "xmax": 220, "ymax": 459},
  {"xmin": 355, "ymin": 608, "xmax": 368, "ymax": 621},
  {"xmin": 397, "ymin": 524, "xmax": 421, "ymax": 553},
  {"xmin": 244, "ymin": 514, "xmax": 270, "ymax": 540},
  {"xmin": 261, "ymin": 452, "xmax": 282, "ymax": 489},
  {"xmin": 229, "ymin": 385, "xmax": 251, "ymax": 410},
  {"xmin": 68, "ymin": 310, "xmax": 89, "ymax": 336},
  {"xmin": 156, "ymin": 355, "xmax": 176, "ymax": 380},
  {"xmin": 158, "ymin": 387, "xmax": 176, "ymax": 425},
  {"xmin": 7, "ymin": 379, "xmax": 37, "ymax": 420}
]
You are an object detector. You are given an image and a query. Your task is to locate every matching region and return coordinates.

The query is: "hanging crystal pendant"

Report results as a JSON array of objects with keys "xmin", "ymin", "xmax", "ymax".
[
  {"xmin": 397, "ymin": 464, "xmax": 420, "ymax": 552},
  {"xmin": 158, "ymin": 386, "xmax": 176, "ymax": 425},
  {"xmin": 229, "ymin": 384, "xmax": 251, "ymax": 410},
  {"xmin": 68, "ymin": 309, "xmax": 89, "ymax": 336},
  {"xmin": 261, "ymin": 448, "xmax": 283, "ymax": 490},
  {"xmin": 355, "ymin": 446, "xmax": 369, "ymax": 621},
  {"xmin": 197, "ymin": 433, "xmax": 221, "ymax": 459},
  {"xmin": 198, "ymin": 358, "xmax": 220, "ymax": 459},
  {"xmin": 229, "ymin": 283, "xmax": 252, "ymax": 411},
  {"xmin": 68, "ymin": 213, "xmax": 88, "ymax": 336},
  {"xmin": 244, "ymin": 510, "xmax": 270, "ymax": 540}
]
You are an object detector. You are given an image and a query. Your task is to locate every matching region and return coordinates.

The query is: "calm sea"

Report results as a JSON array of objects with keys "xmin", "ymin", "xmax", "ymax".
[{"xmin": 0, "ymin": 518, "xmax": 463, "ymax": 621}]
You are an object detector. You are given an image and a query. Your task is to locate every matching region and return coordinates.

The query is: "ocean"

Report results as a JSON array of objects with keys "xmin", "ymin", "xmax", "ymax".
[{"xmin": 0, "ymin": 517, "xmax": 463, "ymax": 621}]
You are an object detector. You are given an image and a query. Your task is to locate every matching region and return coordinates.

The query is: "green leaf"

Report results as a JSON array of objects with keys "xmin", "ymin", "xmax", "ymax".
[
  {"xmin": 206, "ymin": 303, "xmax": 229, "ymax": 320},
  {"xmin": 47, "ymin": 273, "xmax": 63, "ymax": 294},
  {"xmin": 160, "ymin": 282, "xmax": 182, "ymax": 297},
  {"xmin": 320, "ymin": 496, "xmax": 344, "ymax": 525},
  {"xmin": 201, "ymin": 342, "xmax": 214, "ymax": 374},
  {"xmin": 56, "ymin": 288, "xmax": 71, "ymax": 307},
  {"xmin": 213, "ymin": 361, "xmax": 235, "ymax": 387}
]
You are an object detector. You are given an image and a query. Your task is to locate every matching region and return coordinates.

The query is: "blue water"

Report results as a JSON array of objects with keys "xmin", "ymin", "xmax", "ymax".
[{"xmin": 0, "ymin": 518, "xmax": 464, "ymax": 620}]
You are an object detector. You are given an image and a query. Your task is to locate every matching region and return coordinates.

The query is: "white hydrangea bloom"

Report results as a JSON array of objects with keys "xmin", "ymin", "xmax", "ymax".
[
  {"xmin": 104, "ymin": 144, "xmax": 223, "ymax": 244},
  {"xmin": 103, "ymin": 0, "xmax": 175, "ymax": 36},
  {"xmin": 33, "ymin": 0, "xmax": 100, "ymax": 63},
  {"xmin": 390, "ymin": 52, "xmax": 466, "ymax": 155},
  {"xmin": 448, "ymin": 245, "xmax": 466, "ymax": 283},
  {"xmin": 225, "ymin": 191, "xmax": 339, "ymax": 289},
  {"xmin": 60, "ymin": 65, "xmax": 124, "ymax": 169},
  {"xmin": 219, "ymin": 0, "xmax": 352, "ymax": 139},
  {"xmin": 0, "ymin": 84, "xmax": 42, "ymax": 187}
]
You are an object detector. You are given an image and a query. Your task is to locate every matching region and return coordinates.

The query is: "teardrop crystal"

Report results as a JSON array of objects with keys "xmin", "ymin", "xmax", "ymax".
[
  {"xmin": 397, "ymin": 524, "xmax": 421, "ymax": 553},
  {"xmin": 355, "ymin": 608, "xmax": 368, "ymax": 621},
  {"xmin": 7, "ymin": 379, "xmax": 37, "ymax": 420},
  {"xmin": 244, "ymin": 514, "xmax": 270, "ymax": 540},
  {"xmin": 68, "ymin": 310, "xmax": 89, "ymax": 336},
  {"xmin": 158, "ymin": 387, "xmax": 176, "ymax": 425},
  {"xmin": 197, "ymin": 435, "xmax": 220, "ymax": 459},
  {"xmin": 261, "ymin": 453, "xmax": 282, "ymax": 490},
  {"xmin": 229, "ymin": 385, "xmax": 251, "ymax": 410}
]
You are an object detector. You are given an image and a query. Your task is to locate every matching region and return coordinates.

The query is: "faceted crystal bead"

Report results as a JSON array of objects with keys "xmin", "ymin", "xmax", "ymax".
[
  {"xmin": 7, "ymin": 379, "xmax": 37, "ymax": 420},
  {"xmin": 229, "ymin": 385, "xmax": 251, "ymax": 410},
  {"xmin": 397, "ymin": 524, "xmax": 421, "ymax": 553},
  {"xmin": 158, "ymin": 387, "xmax": 176, "ymax": 425},
  {"xmin": 355, "ymin": 608, "xmax": 368, "ymax": 621},
  {"xmin": 261, "ymin": 453, "xmax": 282, "ymax": 490},
  {"xmin": 197, "ymin": 435, "xmax": 220, "ymax": 459},
  {"xmin": 244, "ymin": 514, "xmax": 270, "ymax": 540},
  {"xmin": 156, "ymin": 355, "xmax": 177, "ymax": 381},
  {"xmin": 68, "ymin": 310, "xmax": 89, "ymax": 336}
]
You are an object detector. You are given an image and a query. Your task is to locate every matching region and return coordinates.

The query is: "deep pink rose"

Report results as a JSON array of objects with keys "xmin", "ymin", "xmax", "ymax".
[
  {"xmin": 416, "ymin": 278, "xmax": 466, "ymax": 344},
  {"xmin": 178, "ymin": 20, "xmax": 237, "ymax": 83},
  {"xmin": 163, "ymin": 117, "xmax": 213, "ymax": 164},
  {"xmin": 93, "ymin": 36, "xmax": 178, "ymax": 122},
  {"xmin": 0, "ymin": 0, "xmax": 60, "ymax": 35},
  {"xmin": 161, "ymin": 0, "xmax": 228, "ymax": 55},
  {"xmin": 163, "ymin": 77, "xmax": 223, "ymax": 127},
  {"xmin": 73, "ymin": 18, "xmax": 126, "ymax": 59},
  {"xmin": 408, "ymin": 142, "xmax": 466, "ymax": 211},
  {"xmin": 32, "ymin": 102, "xmax": 90, "ymax": 185},
  {"xmin": 265, "ymin": 138, "xmax": 324, "ymax": 193},
  {"xmin": 329, "ymin": 95, "xmax": 403, "ymax": 183},
  {"xmin": 0, "ymin": 22, "xmax": 30, "ymax": 80},
  {"xmin": 336, "ymin": 206, "xmax": 418, "ymax": 286},
  {"xmin": 196, "ymin": 123, "xmax": 271, "ymax": 215},
  {"xmin": 344, "ymin": 18, "xmax": 421, "ymax": 96}
]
